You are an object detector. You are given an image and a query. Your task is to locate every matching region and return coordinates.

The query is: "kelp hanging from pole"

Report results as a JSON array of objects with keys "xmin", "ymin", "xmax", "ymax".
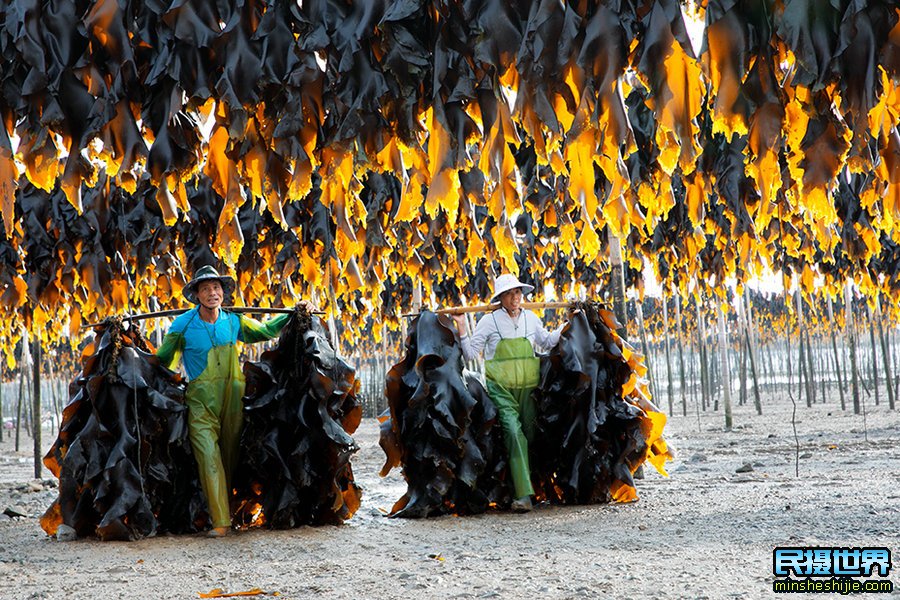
[
  {"xmin": 532, "ymin": 302, "xmax": 672, "ymax": 504},
  {"xmin": 41, "ymin": 309, "xmax": 366, "ymax": 539},
  {"xmin": 232, "ymin": 308, "xmax": 363, "ymax": 527},
  {"xmin": 40, "ymin": 318, "xmax": 205, "ymax": 541},
  {"xmin": 3, "ymin": 1, "xmax": 900, "ymax": 357},
  {"xmin": 380, "ymin": 311, "xmax": 510, "ymax": 517},
  {"xmin": 380, "ymin": 307, "xmax": 671, "ymax": 517}
]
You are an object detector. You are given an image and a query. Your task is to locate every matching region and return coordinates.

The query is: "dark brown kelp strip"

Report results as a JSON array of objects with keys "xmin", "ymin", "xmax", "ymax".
[
  {"xmin": 40, "ymin": 318, "xmax": 204, "ymax": 540},
  {"xmin": 232, "ymin": 308, "xmax": 362, "ymax": 528},
  {"xmin": 380, "ymin": 311, "xmax": 510, "ymax": 518}
]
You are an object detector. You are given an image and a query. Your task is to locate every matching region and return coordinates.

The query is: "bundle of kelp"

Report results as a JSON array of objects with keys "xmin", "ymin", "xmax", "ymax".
[
  {"xmin": 380, "ymin": 304, "xmax": 672, "ymax": 516},
  {"xmin": 380, "ymin": 311, "xmax": 510, "ymax": 518},
  {"xmin": 232, "ymin": 308, "xmax": 362, "ymax": 528},
  {"xmin": 41, "ymin": 318, "xmax": 204, "ymax": 540},
  {"xmin": 531, "ymin": 302, "xmax": 672, "ymax": 504}
]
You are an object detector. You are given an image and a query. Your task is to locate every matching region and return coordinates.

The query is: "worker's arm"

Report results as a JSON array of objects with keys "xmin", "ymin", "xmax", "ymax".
[
  {"xmin": 155, "ymin": 331, "xmax": 185, "ymax": 370},
  {"xmin": 238, "ymin": 313, "xmax": 291, "ymax": 343},
  {"xmin": 532, "ymin": 312, "xmax": 564, "ymax": 351},
  {"xmin": 459, "ymin": 314, "xmax": 492, "ymax": 362}
]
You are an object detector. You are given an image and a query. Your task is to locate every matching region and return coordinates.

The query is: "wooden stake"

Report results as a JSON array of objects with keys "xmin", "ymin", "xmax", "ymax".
[
  {"xmin": 662, "ymin": 292, "xmax": 674, "ymax": 416},
  {"xmin": 674, "ymin": 294, "xmax": 688, "ymax": 417},
  {"xmin": 828, "ymin": 298, "xmax": 847, "ymax": 410},
  {"xmin": 795, "ymin": 290, "xmax": 814, "ymax": 406},
  {"xmin": 325, "ymin": 262, "xmax": 340, "ymax": 352},
  {"xmin": 608, "ymin": 231, "xmax": 628, "ymax": 339},
  {"xmin": 32, "ymin": 336, "xmax": 41, "ymax": 479},
  {"xmin": 716, "ymin": 300, "xmax": 733, "ymax": 430},
  {"xmin": 743, "ymin": 289, "xmax": 762, "ymax": 415},
  {"xmin": 636, "ymin": 298, "xmax": 656, "ymax": 402},
  {"xmin": 876, "ymin": 296, "xmax": 895, "ymax": 410},
  {"xmin": 696, "ymin": 293, "xmax": 709, "ymax": 412},
  {"xmin": 846, "ymin": 281, "xmax": 861, "ymax": 414},
  {"xmin": 15, "ymin": 339, "xmax": 26, "ymax": 452},
  {"xmin": 867, "ymin": 303, "xmax": 880, "ymax": 406}
]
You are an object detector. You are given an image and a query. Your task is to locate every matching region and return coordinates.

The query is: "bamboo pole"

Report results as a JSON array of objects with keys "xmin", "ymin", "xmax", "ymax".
[
  {"xmin": 151, "ymin": 297, "xmax": 163, "ymax": 347},
  {"xmin": 46, "ymin": 359, "xmax": 55, "ymax": 436},
  {"xmin": 32, "ymin": 337, "xmax": 41, "ymax": 479},
  {"xmin": 795, "ymin": 290, "xmax": 814, "ymax": 406},
  {"xmin": 326, "ymin": 262, "xmax": 340, "ymax": 352},
  {"xmin": 746, "ymin": 329, "xmax": 762, "ymax": 414},
  {"xmin": 608, "ymin": 231, "xmax": 628, "ymax": 339},
  {"xmin": 831, "ymin": 340, "xmax": 846, "ymax": 410},
  {"xmin": 81, "ymin": 305, "xmax": 314, "ymax": 328},
  {"xmin": 689, "ymin": 334, "xmax": 699, "ymax": 429},
  {"xmin": 661, "ymin": 293, "xmax": 674, "ymax": 416},
  {"xmin": 743, "ymin": 290, "xmax": 762, "ymax": 414},
  {"xmin": 716, "ymin": 300, "xmax": 733, "ymax": 430},
  {"xmin": 784, "ymin": 298, "xmax": 793, "ymax": 398},
  {"xmin": 846, "ymin": 281, "xmax": 861, "ymax": 414},
  {"xmin": 636, "ymin": 299, "xmax": 656, "ymax": 401},
  {"xmin": 805, "ymin": 327, "xmax": 816, "ymax": 402},
  {"xmin": 796, "ymin": 316, "xmax": 806, "ymax": 408},
  {"xmin": 738, "ymin": 313, "xmax": 748, "ymax": 407},
  {"xmin": 25, "ymin": 354, "xmax": 33, "ymax": 438},
  {"xmin": 15, "ymin": 339, "xmax": 27, "ymax": 452},
  {"xmin": 404, "ymin": 301, "xmax": 574, "ymax": 317},
  {"xmin": 675, "ymin": 294, "xmax": 688, "ymax": 417},
  {"xmin": 380, "ymin": 333, "xmax": 390, "ymax": 414},
  {"xmin": 876, "ymin": 297, "xmax": 895, "ymax": 410},
  {"xmin": 696, "ymin": 294, "xmax": 709, "ymax": 412},
  {"xmin": 55, "ymin": 375, "xmax": 64, "ymax": 432},
  {"xmin": 712, "ymin": 329, "xmax": 720, "ymax": 412},
  {"xmin": 817, "ymin": 338, "xmax": 826, "ymax": 402},
  {"xmin": 867, "ymin": 303, "xmax": 880, "ymax": 406}
]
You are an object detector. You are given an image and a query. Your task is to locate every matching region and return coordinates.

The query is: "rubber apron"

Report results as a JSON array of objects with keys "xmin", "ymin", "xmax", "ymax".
[
  {"xmin": 184, "ymin": 326, "xmax": 246, "ymax": 528},
  {"xmin": 483, "ymin": 313, "xmax": 540, "ymax": 499}
]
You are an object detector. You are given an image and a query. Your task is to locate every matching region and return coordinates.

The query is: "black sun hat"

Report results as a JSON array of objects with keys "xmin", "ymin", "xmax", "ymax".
[{"xmin": 183, "ymin": 265, "xmax": 235, "ymax": 305}]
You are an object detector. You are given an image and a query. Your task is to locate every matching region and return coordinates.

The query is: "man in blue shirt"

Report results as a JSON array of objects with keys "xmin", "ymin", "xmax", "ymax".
[{"xmin": 157, "ymin": 265, "xmax": 312, "ymax": 537}]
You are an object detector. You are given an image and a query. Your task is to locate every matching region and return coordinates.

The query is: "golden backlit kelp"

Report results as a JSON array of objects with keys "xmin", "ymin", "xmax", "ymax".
[{"xmin": 1, "ymin": 1, "xmax": 900, "ymax": 363}]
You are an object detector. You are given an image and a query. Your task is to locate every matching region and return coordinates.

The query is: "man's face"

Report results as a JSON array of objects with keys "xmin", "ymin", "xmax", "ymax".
[
  {"xmin": 197, "ymin": 280, "xmax": 224, "ymax": 309},
  {"xmin": 500, "ymin": 287, "xmax": 523, "ymax": 312}
]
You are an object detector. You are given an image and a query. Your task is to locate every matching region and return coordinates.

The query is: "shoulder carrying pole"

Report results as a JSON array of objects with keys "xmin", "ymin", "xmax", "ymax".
[
  {"xmin": 403, "ymin": 301, "xmax": 573, "ymax": 318},
  {"xmin": 81, "ymin": 307, "xmax": 322, "ymax": 329}
]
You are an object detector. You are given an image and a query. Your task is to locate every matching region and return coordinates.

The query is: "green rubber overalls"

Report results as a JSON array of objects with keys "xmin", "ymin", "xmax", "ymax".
[
  {"xmin": 483, "ymin": 313, "xmax": 541, "ymax": 499},
  {"xmin": 157, "ymin": 310, "xmax": 289, "ymax": 529},
  {"xmin": 185, "ymin": 342, "xmax": 245, "ymax": 528}
]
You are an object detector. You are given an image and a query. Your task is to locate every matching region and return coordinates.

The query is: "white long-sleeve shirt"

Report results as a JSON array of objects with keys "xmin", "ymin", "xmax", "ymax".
[{"xmin": 460, "ymin": 309, "xmax": 564, "ymax": 361}]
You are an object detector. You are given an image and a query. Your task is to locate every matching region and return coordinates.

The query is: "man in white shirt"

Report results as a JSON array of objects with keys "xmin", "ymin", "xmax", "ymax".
[{"xmin": 451, "ymin": 274, "xmax": 565, "ymax": 512}]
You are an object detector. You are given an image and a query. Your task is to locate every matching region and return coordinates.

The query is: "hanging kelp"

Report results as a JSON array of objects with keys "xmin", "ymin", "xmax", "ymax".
[
  {"xmin": 40, "ymin": 318, "xmax": 204, "ymax": 541},
  {"xmin": 380, "ymin": 311, "xmax": 510, "ymax": 518},
  {"xmin": 531, "ymin": 302, "xmax": 672, "ymax": 504},
  {"xmin": 381, "ymin": 305, "xmax": 671, "ymax": 516},
  {"xmin": 232, "ymin": 308, "xmax": 362, "ymax": 528}
]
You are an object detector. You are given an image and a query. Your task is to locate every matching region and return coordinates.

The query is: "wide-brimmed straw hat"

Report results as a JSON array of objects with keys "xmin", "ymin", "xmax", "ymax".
[
  {"xmin": 490, "ymin": 274, "xmax": 534, "ymax": 303},
  {"xmin": 183, "ymin": 265, "xmax": 235, "ymax": 305}
]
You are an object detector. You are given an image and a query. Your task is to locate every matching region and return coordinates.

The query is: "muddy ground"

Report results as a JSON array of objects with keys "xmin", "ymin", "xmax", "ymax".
[{"xmin": 1, "ymin": 388, "xmax": 898, "ymax": 600}]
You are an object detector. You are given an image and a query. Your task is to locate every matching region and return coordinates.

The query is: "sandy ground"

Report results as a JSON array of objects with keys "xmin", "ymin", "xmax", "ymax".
[{"xmin": 1, "ymin": 388, "xmax": 898, "ymax": 600}]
